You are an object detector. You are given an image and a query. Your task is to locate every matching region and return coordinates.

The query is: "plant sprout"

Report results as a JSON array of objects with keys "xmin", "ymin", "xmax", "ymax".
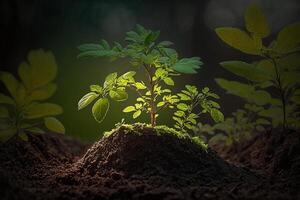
[
  {"xmin": 78, "ymin": 25, "xmax": 224, "ymax": 133},
  {"xmin": 0, "ymin": 49, "xmax": 65, "ymax": 142}
]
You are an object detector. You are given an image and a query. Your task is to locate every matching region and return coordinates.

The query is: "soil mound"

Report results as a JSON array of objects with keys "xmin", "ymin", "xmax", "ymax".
[{"xmin": 74, "ymin": 125, "xmax": 252, "ymax": 186}]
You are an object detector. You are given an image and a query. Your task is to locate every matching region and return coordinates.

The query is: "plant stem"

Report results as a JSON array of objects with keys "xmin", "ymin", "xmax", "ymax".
[
  {"xmin": 143, "ymin": 64, "xmax": 156, "ymax": 127},
  {"xmin": 270, "ymin": 57, "xmax": 287, "ymax": 130}
]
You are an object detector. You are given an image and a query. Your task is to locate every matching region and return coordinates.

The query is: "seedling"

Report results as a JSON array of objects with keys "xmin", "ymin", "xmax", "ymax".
[
  {"xmin": 215, "ymin": 3, "xmax": 300, "ymax": 130},
  {"xmin": 78, "ymin": 25, "xmax": 223, "ymax": 134},
  {"xmin": 0, "ymin": 49, "xmax": 65, "ymax": 142}
]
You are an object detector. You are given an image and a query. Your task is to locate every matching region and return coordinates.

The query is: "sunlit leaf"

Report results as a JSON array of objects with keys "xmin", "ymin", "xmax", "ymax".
[
  {"xmin": 123, "ymin": 106, "xmax": 136, "ymax": 113},
  {"xmin": 177, "ymin": 103, "xmax": 189, "ymax": 111},
  {"xmin": 133, "ymin": 110, "xmax": 141, "ymax": 119},
  {"xmin": 90, "ymin": 85, "xmax": 103, "ymax": 93},
  {"xmin": 92, "ymin": 98, "xmax": 109, "ymax": 123},
  {"xmin": 44, "ymin": 117, "xmax": 65, "ymax": 134},
  {"xmin": 135, "ymin": 82, "xmax": 147, "ymax": 90},
  {"xmin": 163, "ymin": 77, "xmax": 174, "ymax": 86},
  {"xmin": 78, "ymin": 92, "xmax": 99, "ymax": 110},
  {"xmin": 215, "ymin": 27, "xmax": 261, "ymax": 55},
  {"xmin": 109, "ymin": 89, "xmax": 128, "ymax": 101}
]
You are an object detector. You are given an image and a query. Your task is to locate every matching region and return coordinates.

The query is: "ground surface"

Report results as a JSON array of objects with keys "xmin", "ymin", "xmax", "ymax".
[{"xmin": 0, "ymin": 125, "xmax": 299, "ymax": 200}]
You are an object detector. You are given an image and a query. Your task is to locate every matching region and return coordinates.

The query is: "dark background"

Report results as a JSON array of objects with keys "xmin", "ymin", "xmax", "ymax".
[{"xmin": 1, "ymin": 0, "xmax": 300, "ymax": 141}]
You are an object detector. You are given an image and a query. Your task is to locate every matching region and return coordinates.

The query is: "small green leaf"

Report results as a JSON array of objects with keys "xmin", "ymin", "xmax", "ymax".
[
  {"xmin": 177, "ymin": 93, "xmax": 190, "ymax": 100},
  {"xmin": 104, "ymin": 72, "xmax": 117, "ymax": 87},
  {"xmin": 78, "ymin": 92, "xmax": 99, "ymax": 110},
  {"xmin": 163, "ymin": 77, "xmax": 174, "ymax": 86},
  {"xmin": 210, "ymin": 109, "xmax": 224, "ymax": 123},
  {"xmin": 44, "ymin": 117, "xmax": 65, "ymax": 134},
  {"xmin": 157, "ymin": 102, "xmax": 165, "ymax": 107},
  {"xmin": 174, "ymin": 110, "xmax": 185, "ymax": 117},
  {"xmin": 109, "ymin": 89, "xmax": 128, "ymax": 101},
  {"xmin": 92, "ymin": 98, "xmax": 109, "ymax": 123},
  {"xmin": 25, "ymin": 103, "xmax": 63, "ymax": 119},
  {"xmin": 172, "ymin": 57, "xmax": 202, "ymax": 74},
  {"xmin": 0, "ymin": 71, "xmax": 19, "ymax": 99},
  {"xmin": 135, "ymin": 82, "xmax": 147, "ymax": 90},
  {"xmin": 245, "ymin": 3, "xmax": 270, "ymax": 38},
  {"xmin": 177, "ymin": 103, "xmax": 189, "ymax": 111},
  {"xmin": 90, "ymin": 85, "xmax": 103, "ymax": 93},
  {"xmin": 215, "ymin": 27, "xmax": 261, "ymax": 55},
  {"xmin": 133, "ymin": 110, "xmax": 141, "ymax": 119},
  {"xmin": 123, "ymin": 106, "xmax": 136, "ymax": 113}
]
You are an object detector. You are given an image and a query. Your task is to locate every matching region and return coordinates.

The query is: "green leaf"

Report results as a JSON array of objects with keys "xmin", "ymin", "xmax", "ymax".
[
  {"xmin": 220, "ymin": 61, "xmax": 270, "ymax": 82},
  {"xmin": 174, "ymin": 110, "xmax": 185, "ymax": 117},
  {"xmin": 109, "ymin": 89, "xmax": 128, "ymax": 101},
  {"xmin": 123, "ymin": 106, "xmax": 136, "ymax": 113},
  {"xmin": 122, "ymin": 71, "xmax": 136, "ymax": 79},
  {"xmin": 135, "ymin": 82, "xmax": 147, "ymax": 90},
  {"xmin": 44, "ymin": 117, "xmax": 65, "ymax": 134},
  {"xmin": 25, "ymin": 103, "xmax": 63, "ymax": 119},
  {"xmin": 78, "ymin": 92, "xmax": 99, "ymax": 110},
  {"xmin": 177, "ymin": 103, "xmax": 189, "ymax": 111},
  {"xmin": 177, "ymin": 93, "xmax": 191, "ymax": 100},
  {"xmin": 275, "ymin": 22, "xmax": 300, "ymax": 53},
  {"xmin": 215, "ymin": 27, "xmax": 261, "ymax": 55},
  {"xmin": 25, "ymin": 83, "xmax": 57, "ymax": 103},
  {"xmin": 90, "ymin": 85, "xmax": 103, "ymax": 93},
  {"xmin": 245, "ymin": 3, "xmax": 270, "ymax": 38},
  {"xmin": 0, "ymin": 93, "xmax": 14, "ymax": 105},
  {"xmin": 210, "ymin": 109, "xmax": 224, "ymax": 123},
  {"xmin": 104, "ymin": 72, "xmax": 117, "ymax": 88},
  {"xmin": 0, "ymin": 71, "xmax": 19, "ymax": 99},
  {"xmin": 19, "ymin": 133, "xmax": 28, "ymax": 141},
  {"xmin": 92, "ymin": 98, "xmax": 109, "ymax": 123},
  {"xmin": 157, "ymin": 102, "xmax": 165, "ymax": 107},
  {"xmin": 133, "ymin": 110, "xmax": 141, "ymax": 119},
  {"xmin": 172, "ymin": 57, "xmax": 202, "ymax": 74},
  {"xmin": 18, "ymin": 49, "xmax": 57, "ymax": 90},
  {"xmin": 163, "ymin": 77, "xmax": 174, "ymax": 86},
  {"xmin": 0, "ymin": 107, "xmax": 9, "ymax": 118},
  {"xmin": 0, "ymin": 128, "xmax": 16, "ymax": 142}
]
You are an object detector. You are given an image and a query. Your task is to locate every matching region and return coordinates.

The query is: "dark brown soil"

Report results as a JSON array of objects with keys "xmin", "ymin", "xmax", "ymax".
[{"xmin": 0, "ymin": 125, "xmax": 299, "ymax": 200}]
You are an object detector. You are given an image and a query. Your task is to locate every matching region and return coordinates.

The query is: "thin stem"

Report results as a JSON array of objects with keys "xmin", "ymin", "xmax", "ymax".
[{"xmin": 270, "ymin": 57, "xmax": 287, "ymax": 130}]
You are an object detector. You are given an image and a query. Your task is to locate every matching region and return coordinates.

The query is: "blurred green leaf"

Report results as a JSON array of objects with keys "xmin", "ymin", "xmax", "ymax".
[
  {"xmin": 25, "ymin": 83, "xmax": 57, "ymax": 103},
  {"xmin": 215, "ymin": 27, "xmax": 261, "ymax": 55},
  {"xmin": 0, "ymin": 71, "xmax": 19, "ymax": 99},
  {"xmin": 133, "ymin": 110, "xmax": 141, "ymax": 119},
  {"xmin": 123, "ymin": 106, "xmax": 136, "ymax": 113},
  {"xmin": 0, "ymin": 93, "xmax": 14, "ymax": 105},
  {"xmin": 245, "ymin": 3, "xmax": 270, "ymax": 38},
  {"xmin": 275, "ymin": 22, "xmax": 300, "ymax": 53},
  {"xmin": 44, "ymin": 117, "xmax": 65, "ymax": 134},
  {"xmin": 172, "ymin": 57, "xmax": 202, "ymax": 74},
  {"xmin": 25, "ymin": 103, "xmax": 63, "ymax": 119}
]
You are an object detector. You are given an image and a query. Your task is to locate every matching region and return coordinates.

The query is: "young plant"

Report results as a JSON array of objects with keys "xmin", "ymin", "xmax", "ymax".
[
  {"xmin": 78, "ymin": 25, "xmax": 223, "ymax": 133},
  {"xmin": 0, "ymin": 49, "xmax": 65, "ymax": 142},
  {"xmin": 173, "ymin": 85, "xmax": 223, "ymax": 133},
  {"xmin": 215, "ymin": 3, "xmax": 300, "ymax": 130},
  {"xmin": 211, "ymin": 104, "xmax": 270, "ymax": 146}
]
